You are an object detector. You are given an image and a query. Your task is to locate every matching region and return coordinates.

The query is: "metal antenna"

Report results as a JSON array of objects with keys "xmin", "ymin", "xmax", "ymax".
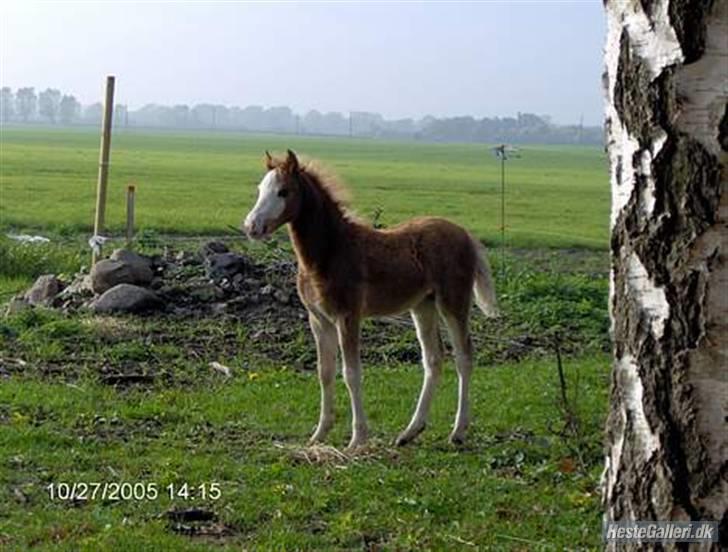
[{"xmin": 491, "ymin": 144, "xmax": 520, "ymax": 281}]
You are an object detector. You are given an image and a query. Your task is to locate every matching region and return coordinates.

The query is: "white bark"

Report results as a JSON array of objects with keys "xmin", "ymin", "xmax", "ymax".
[{"xmin": 603, "ymin": 0, "xmax": 727, "ymax": 541}]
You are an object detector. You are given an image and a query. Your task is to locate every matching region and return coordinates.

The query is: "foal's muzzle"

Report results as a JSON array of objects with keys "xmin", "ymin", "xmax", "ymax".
[{"xmin": 243, "ymin": 216, "xmax": 269, "ymax": 240}]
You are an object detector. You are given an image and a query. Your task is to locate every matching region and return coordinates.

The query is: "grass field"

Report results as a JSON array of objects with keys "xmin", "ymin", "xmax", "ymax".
[
  {"xmin": 0, "ymin": 126, "xmax": 609, "ymax": 249},
  {"xmin": 0, "ymin": 127, "xmax": 611, "ymax": 549},
  {"xmin": 0, "ymin": 304, "xmax": 609, "ymax": 550}
]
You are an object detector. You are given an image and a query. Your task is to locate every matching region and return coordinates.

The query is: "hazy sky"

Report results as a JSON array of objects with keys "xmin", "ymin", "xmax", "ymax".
[{"xmin": 1, "ymin": 1, "xmax": 606, "ymax": 125}]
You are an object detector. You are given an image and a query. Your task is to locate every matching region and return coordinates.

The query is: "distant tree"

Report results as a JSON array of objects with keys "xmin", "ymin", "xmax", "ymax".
[
  {"xmin": 191, "ymin": 103, "xmax": 216, "ymax": 128},
  {"xmin": 38, "ymin": 88, "xmax": 62, "ymax": 124},
  {"xmin": 132, "ymin": 104, "xmax": 165, "ymax": 127},
  {"xmin": 239, "ymin": 105, "xmax": 265, "ymax": 129},
  {"xmin": 302, "ymin": 109, "xmax": 324, "ymax": 134},
  {"xmin": 383, "ymin": 118, "xmax": 416, "ymax": 138},
  {"xmin": 83, "ymin": 102, "xmax": 103, "ymax": 125},
  {"xmin": 213, "ymin": 105, "xmax": 229, "ymax": 128},
  {"xmin": 172, "ymin": 104, "xmax": 189, "ymax": 127},
  {"xmin": 58, "ymin": 95, "xmax": 80, "ymax": 125},
  {"xmin": 321, "ymin": 112, "xmax": 348, "ymax": 135},
  {"xmin": 265, "ymin": 106, "xmax": 295, "ymax": 132},
  {"xmin": 0, "ymin": 87, "xmax": 14, "ymax": 122},
  {"xmin": 114, "ymin": 104, "xmax": 128, "ymax": 127},
  {"xmin": 351, "ymin": 111, "xmax": 384, "ymax": 137},
  {"xmin": 15, "ymin": 87, "xmax": 37, "ymax": 122}
]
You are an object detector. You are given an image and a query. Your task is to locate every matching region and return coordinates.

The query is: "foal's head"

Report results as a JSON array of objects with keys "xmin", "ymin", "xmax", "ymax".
[{"xmin": 243, "ymin": 149, "xmax": 304, "ymax": 240}]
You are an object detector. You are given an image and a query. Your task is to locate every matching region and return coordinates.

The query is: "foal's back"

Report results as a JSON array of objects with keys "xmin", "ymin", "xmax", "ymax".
[{"xmin": 357, "ymin": 216, "xmax": 478, "ymax": 317}]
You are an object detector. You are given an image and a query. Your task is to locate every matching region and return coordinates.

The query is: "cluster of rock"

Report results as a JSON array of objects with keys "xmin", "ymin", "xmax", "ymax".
[{"xmin": 7, "ymin": 241, "xmax": 301, "ymax": 318}]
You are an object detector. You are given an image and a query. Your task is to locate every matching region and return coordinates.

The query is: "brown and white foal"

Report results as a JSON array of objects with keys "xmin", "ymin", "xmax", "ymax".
[{"xmin": 243, "ymin": 150, "xmax": 497, "ymax": 450}]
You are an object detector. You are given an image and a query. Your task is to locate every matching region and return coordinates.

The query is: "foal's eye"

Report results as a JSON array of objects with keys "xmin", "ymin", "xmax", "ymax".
[{"xmin": 277, "ymin": 189, "xmax": 289, "ymax": 198}]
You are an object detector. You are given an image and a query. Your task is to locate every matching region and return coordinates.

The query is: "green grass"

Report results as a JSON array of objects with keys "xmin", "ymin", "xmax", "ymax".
[
  {"xmin": 0, "ymin": 241, "xmax": 610, "ymax": 548},
  {"xmin": 0, "ymin": 353, "xmax": 609, "ymax": 550},
  {"xmin": 0, "ymin": 126, "xmax": 609, "ymax": 249}
]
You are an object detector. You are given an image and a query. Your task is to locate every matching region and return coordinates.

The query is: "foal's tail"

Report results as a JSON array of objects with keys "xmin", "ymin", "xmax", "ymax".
[{"xmin": 471, "ymin": 237, "xmax": 499, "ymax": 318}]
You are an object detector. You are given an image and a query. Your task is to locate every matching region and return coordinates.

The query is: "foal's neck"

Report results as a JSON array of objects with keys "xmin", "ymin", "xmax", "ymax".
[{"xmin": 288, "ymin": 174, "xmax": 349, "ymax": 275}]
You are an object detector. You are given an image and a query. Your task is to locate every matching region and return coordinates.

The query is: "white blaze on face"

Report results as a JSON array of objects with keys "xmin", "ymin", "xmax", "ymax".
[{"xmin": 244, "ymin": 170, "xmax": 286, "ymax": 239}]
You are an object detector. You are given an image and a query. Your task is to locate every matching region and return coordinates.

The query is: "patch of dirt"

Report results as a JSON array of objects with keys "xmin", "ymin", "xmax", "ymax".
[{"xmin": 165, "ymin": 508, "xmax": 239, "ymax": 540}]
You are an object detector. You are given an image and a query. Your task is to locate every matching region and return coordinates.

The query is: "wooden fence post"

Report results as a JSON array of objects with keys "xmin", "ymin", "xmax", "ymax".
[
  {"xmin": 92, "ymin": 75, "xmax": 115, "ymax": 265},
  {"xmin": 126, "ymin": 185, "xmax": 135, "ymax": 248}
]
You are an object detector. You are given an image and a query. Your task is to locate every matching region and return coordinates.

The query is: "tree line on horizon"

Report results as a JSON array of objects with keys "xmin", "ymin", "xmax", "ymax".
[{"xmin": 0, "ymin": 86, "xmax": 603, "ymax": 145}]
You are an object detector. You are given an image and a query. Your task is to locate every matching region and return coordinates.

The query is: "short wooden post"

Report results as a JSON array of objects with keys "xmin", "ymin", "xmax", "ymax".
[
  {"xmin": 92, "ymin": 75, "xmax": 116, "ymax": 265},
  {"xmin": 126, "ymin": 185, "xmax": 136, "ymax": 248}
]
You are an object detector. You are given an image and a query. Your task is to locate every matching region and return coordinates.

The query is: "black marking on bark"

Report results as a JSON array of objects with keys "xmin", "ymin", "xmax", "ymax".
[
  {"xmin": 614, "ymin": 30, "xmax": 655, "ymax": 147},
  {"xmin": 639, "ymin": 0, "xmax": 658, "ymax": 26},
  {"xmin": 668, "ymin": 0, "xmax": 715, "ymax": 63},
  {"xmin": 719, "ymin": 103, "xmax": 728, "ymax": 152}
]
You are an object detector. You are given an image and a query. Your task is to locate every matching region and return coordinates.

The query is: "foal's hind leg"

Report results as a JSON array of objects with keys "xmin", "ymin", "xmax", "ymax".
[
  {"xmin": 396, "ymin": 298, "xmax": 443, "ymax": 446},
  {"xmin": 438, "ymin": 303, "xmax": 474, "ymax": 445},
  {"xmin": 337, "ymin": 315, "xmax": 368, "ymax": 450}
]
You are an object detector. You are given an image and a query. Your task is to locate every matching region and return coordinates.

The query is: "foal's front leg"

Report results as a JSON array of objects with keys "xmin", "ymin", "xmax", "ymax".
[
  {"xmin": 308, "ymin": 311, "xmax": 338, "ymax": 444},
  {"xmin": 337, "ymin": 315, "xmax": 368, "ymax": 450}
]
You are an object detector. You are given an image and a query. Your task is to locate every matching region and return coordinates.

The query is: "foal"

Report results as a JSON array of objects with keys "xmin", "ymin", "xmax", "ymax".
[{"xmin": 243, "ymin": 150, "xmax": 497, "ymax": 449}]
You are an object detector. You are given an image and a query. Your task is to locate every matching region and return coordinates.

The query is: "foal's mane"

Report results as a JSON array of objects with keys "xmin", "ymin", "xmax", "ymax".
[{"xmin": 270, "ymin": 154, "xmax": 357, "ymax": 221}]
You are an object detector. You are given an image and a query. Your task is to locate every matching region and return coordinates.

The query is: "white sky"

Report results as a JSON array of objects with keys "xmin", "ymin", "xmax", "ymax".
[{"xmin": 1, "ymin": 1, "xmax": 606, "ymax": 125}]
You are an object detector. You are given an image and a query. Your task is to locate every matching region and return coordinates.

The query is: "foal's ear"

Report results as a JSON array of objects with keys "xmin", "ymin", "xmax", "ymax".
[
  {"xmin": 285, "ymin": 149, "xmax": 299, "ymax": 173},
  {"xmin": 264, "ymin": 150, "xmax": 274, "ymax": 170}
]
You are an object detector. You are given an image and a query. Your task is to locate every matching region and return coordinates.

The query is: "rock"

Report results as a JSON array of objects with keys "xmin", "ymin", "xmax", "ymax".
[
  {"xmin": 274, "ymin": 290, "xmax": 290, "ymax": 304},
  {"xmin": 189, "ymin": 283, "xmax": 224, "ymax": 302},
  {"xmin": 5, "ymin": 297, "xmax": 31, "ymax": 316},
  {"xmin": 60, "ymin": 274, "xmax": 93, "ymax": 296},
  {"xmin": 24, "ymin": 275, "xmax": 63, "ymax": 305},
  {"xmin": 110, "ymin": 249, "xmax": 152, "ymax": 266},
  {"xmin": 54, "ymin": 274, "xmax": 94, "ymax": 311},
  {"xmin": 175, "ymin": 250, "xmax": 199, "ymax": 266},
  {"xmin": 91, "ymin": 284, "xmax": 163, "ymax": 314},
  {"xmin": 91, "ymin": 250, "xmax": 154, "ymax": 294},
  {"xmin": 200, "ymin": 240, "xmax": 229, "ymax": 258},
  {"xmin": 206, "ymin": 253, "xmax": 248, "ymax": 281},
  {"xmin": 260, "ymin": 284, "xmax": 274, "ymax": 296},
  {"xmin": 210, "ymin": 302, "xmax": 228, "ymax": 315}
]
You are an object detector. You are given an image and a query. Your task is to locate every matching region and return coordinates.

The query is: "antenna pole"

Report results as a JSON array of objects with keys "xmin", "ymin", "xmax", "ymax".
[{"xmin": 500, "ymin": 145, "xmax": 506, "ymax": 281}]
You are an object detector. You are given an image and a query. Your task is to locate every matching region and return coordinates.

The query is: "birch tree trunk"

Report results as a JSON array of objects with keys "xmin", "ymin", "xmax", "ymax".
[{"xmin": 602, "ymin": 0, "xmax": 727, "ymax": 547}]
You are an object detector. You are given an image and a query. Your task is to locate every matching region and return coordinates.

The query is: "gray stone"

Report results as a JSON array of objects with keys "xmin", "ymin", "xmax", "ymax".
[
  {"xmin": 175, "ymin": 250, "xmax": 198, "ymax": 266},
  {"xmin": 110, "ymin": 249, "xmax": 152, "ymax": 267},
  {"xmin": 91, "ymin": 250, "xmax": 154, "ymax": 294},
  {"xmin": 91, "ymin": 284, "xmax": 163, "ymax": 314},
  {"xmin": 189, "ymin": 283, "xmax": 224, "ymax": 302},
  {"xmin": 24, "ymin": 274, "xmax": 63, "ymax": 305},
  {"xmin": 206, "ymin": 252, "xmax": 248, "ymax": 281},
  {"xmin": 6, "ymin": 297, "xmax": 31, "ymax": 316},
  {"xmin": 60, "ymin": 274, "xmax": 93, "ymax": 297},
  {"xmin": 274, "ymin": 290, "xmax": 290, "ymax": 304},
  {"xmin": 210, "ymin": 302, "xmax": 228, "ymax": 315},
  {"xmin": 200, "ymin": 240, "xmax": 229, "ymax": 258}
]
